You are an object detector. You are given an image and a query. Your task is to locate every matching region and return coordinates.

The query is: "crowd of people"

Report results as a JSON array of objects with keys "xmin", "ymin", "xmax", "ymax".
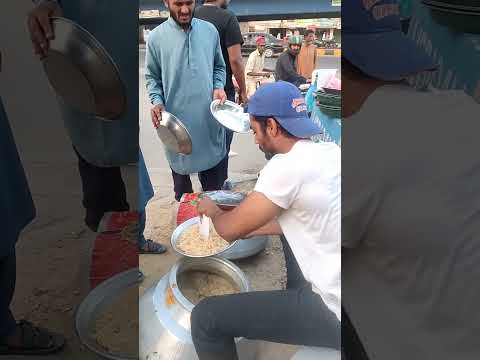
[{"xmin": 144, "ymin": 1, "xmax": 340, "ymax": 360}]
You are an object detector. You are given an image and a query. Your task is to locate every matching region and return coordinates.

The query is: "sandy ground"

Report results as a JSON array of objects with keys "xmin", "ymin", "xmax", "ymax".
[
  {"xmin": 5, "ymin": 165, "xmax": 138, "ymax": 360},
  {"xmin": 1, "ymin": 3, "xmax": 138, "ymax": 359}
]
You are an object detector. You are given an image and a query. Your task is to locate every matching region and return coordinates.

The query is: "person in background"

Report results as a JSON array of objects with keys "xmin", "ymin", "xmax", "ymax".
[
  {"xmin": 146, "ymin": 0, "xmax": 228, "ymax": 202},
  {"xmin": 0, "ymin": 51, "xmax": 65, "ymax": 355},
  {"xmin": 275, "ymin": 35, "xmax": 307, "ymax": 88},
  {"xmin": 27, "ymin": 0, "xmax": 137, "ymax": 233},
  {"xmin": 297, "ymin": 30, "xmax": 317, "ymax": 81},
  {"xmin": 342, "ymin": 1, "xmax": 479, "ymax": 359},
  {"xmin": 406, "ymin": 0, "xmax": 480, "ymax": 99},
  {"xmin": 191, "ymin": 82, "xmax": 341, "ymax": 360},
  {"xmin": 138, "ymin": 152, "xmax": 166, "ymax": 253},
  {"xmin": 28, "ymin": 0, "xmax": 164, "ymax": 253},
  {"xmin": 194, "ymin": 0, "xmax": 246, "ymax": 180},
  {"xmin": 244, "ymin": 36, "xmax": 270, "ymax": 98}
]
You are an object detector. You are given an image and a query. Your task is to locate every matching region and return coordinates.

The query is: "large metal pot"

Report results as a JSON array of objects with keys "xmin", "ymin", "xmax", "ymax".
[{"xmin": 139, "ymin": 257, "xmax": 257, "ymax": 360}]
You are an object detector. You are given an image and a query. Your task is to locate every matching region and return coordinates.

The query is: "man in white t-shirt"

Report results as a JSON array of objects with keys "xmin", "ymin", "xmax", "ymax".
[
  {"xmin": 342, "ymin": 1, "xmax": 480, "ymax": 360},
  {"xmin": 191, "ymin": 81, "xmax": 341, "ymax": 360}
]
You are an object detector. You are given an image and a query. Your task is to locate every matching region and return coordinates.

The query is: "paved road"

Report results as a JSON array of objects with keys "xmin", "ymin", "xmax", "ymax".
[{"xmin": 139, "ymin": 48, "xmax": 340, "ymax": 197}]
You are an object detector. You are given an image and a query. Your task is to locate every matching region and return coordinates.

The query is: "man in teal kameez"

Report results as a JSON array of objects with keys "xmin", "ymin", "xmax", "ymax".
[{"xmin": 145, "ymin": 0, "xmax": 228, "ymax": 201}]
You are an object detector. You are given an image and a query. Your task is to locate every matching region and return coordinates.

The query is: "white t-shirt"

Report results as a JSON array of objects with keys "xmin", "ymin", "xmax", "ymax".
[
  {"xmin": 255, "ymin": 140, "xmax": 341, "ymax": 320},
  {"xmin": 343, "ymin": 85, "xmax": 480, "ymax": 359}
]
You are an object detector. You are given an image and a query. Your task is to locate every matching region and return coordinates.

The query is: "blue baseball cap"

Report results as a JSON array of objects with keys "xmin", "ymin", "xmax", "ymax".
[
  {"xmin": 246, "ymin": 81, "xmax": 321, "ymax": 139},
  {"xmin": 343, "ymin": 0, "xmax": 436, "ymax": 81}
]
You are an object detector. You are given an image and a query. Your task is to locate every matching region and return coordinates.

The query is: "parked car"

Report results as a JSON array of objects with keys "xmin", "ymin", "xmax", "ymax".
[
  {"xmin": 241, "ymin": 32, "xmax": 285, "ymax": 58},
  {"xmin": 315, "ymin": 39, "xmax": 340, "ymax": 48}
]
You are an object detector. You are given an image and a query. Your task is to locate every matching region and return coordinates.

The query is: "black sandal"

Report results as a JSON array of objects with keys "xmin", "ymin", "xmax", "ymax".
[{"xmin": 0, "ymin": 320, "xmax": 65, "ymax": 355}]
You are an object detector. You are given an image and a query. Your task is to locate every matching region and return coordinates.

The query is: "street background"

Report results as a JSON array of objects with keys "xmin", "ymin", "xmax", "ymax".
[{"xmin": 139, "ymin": 47, "xmax": 340, "ymax": 200}]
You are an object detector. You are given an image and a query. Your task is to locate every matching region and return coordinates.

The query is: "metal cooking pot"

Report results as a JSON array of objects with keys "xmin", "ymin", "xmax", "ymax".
[
  {"xmin": 42, "ymin": 17, "xmax": 126, "ymax": 120},
  {"xmin": 139, "ymin": 257, "xmax": 257, "ymax": 360},
  {"xmin": 156, "ymin": 111, "xmax": 193, "ymax": 155}
]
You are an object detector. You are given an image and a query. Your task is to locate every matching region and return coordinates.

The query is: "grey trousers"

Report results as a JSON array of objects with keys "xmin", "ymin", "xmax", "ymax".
[{"xmin": 190, "ymin": 236, "xmax": 341, "ymax": 360}]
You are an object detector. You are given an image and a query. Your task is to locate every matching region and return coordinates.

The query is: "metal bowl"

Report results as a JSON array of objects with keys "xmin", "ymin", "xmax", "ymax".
[
  {"xmin": 200, "ymin": 189, "xmax": 269, "ymax": 260},
  {"xmin": 210, "ymin": 100, "xmax": 251, "ymax": 133},
  {"xmin": 320, "ymin": 87, "xmax": 342, "ymax": 96},
  {"xmin": 171, "ymin": 217, "xmax": 237, "ymax": 258},
  {"xmin": 75, "ymin": 269, "xmax": 142, "ymax": 360},
  {"xmin": 42, "ymin": 17, "xmax": 126, "ymax": 120},
  {"xmin": 202, "ymin": 190, "xmax": 246, "ymax": 210},
  {"xmin": 156, "ymin": 111, "xmax": 192, "ymax": 155}
]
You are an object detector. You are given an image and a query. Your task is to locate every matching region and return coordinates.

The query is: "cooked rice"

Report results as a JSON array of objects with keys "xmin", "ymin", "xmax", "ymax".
[
  {"xmin": 178, "ymin": 270, "xmax": 240, "ymax": 305},
  {"xmin": 176, "ymin": 223, "xmax": 229, "ymax": 256}
]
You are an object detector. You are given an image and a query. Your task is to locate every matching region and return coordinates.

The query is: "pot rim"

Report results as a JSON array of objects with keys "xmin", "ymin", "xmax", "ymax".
[{"xmin": 169, "ymin": 257, "xmax": 251, "ymax": 311}]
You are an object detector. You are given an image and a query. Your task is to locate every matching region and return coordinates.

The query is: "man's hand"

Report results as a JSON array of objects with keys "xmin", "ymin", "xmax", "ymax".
[
  {"xmin": 150, "ymin": 104, "xmax": 165, "ymax": 129},
  {"xmin": 197, "ymin": 197, "xmax": 222, "ymax": 220},
  {"xmin": 27, "ymin": 0, "xmax": 62, "ymax": 58},
  {"xmin": 238, "ymin": 91, "xmax": 248, "ymax": 105},
  {"xmin": 213, "ymin": 88, "xmax": 227, "ymax": 104}
]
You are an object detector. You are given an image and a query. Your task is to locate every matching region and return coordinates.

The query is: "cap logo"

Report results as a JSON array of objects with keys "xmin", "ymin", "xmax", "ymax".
[
  {"xmin": 363, "ymin": 0, "xmax": 382, "ymax": 10},
  {"xmin": 372, "ymin": 3, "xmax": 399, "ymax": 20},
  {"xmin": 291, "ymin": 98, "xmax": 307, "ymax": 113}
]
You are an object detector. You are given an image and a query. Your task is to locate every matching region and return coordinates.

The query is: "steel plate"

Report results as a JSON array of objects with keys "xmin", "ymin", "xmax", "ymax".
[
  {"xmin": 156, "ymin": 111, "xmax": 192, "ymax": 155},
  {"xmin": 210, "ymin": 100, "xmax": 251, "ymax": 133},
  {"xmin": 43, "ymin": 17, "xmax": 126, "ymax": 120}
]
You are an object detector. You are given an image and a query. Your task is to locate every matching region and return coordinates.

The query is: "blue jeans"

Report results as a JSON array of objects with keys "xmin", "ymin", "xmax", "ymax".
[{"xmin": 138, "ymin": 151, "xmax": 154, "ymax": 245}]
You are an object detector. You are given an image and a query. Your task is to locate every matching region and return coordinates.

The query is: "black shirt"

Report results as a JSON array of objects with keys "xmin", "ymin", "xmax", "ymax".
[
  {"xmin": 275, "ymin": 51, "xmax": 307, "ymax": 86},
  {"xmin": 194, "ymin": 5, "xmax": 243, "ymax": 96}
]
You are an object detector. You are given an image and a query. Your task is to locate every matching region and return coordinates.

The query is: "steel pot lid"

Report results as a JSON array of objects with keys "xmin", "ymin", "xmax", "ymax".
[
  {"xmin": 210, "ymin": 100, "xmax": 251, "ymax": 133},
  {"xmin": 42, "ymin": 17, "xmax": 126, "ymax": 120},
  {"xmin": 156, "ymin": 111, "xmax": 192, "ymax": 155}
]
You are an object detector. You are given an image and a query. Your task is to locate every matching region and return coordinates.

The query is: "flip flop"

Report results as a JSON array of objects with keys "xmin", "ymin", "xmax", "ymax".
[
  {"xmin": 139, "ymin": 239, "xmax": 167, "ymax": 254},
  {"xmin": 0, "ymin": 320, "xmax": 65, "ymax": 355}
]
